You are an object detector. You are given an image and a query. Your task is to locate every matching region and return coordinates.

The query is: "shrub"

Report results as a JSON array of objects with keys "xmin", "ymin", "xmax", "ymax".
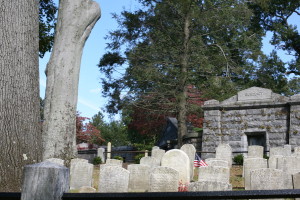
[
  {"xmin": 134, "ymin": 154, "xmax": 144, "ymax": 164},
  {"xmin": 233, "ymin": 154, "xmax": 244, "ymax": 165},
  {"xmin": 93, "ymin": 156, "xmax": 102, "ymax": 165},
  {"xmin": 263, "ymin": 154, "xmax": 269, "ymax": 160},
  {"xmin": 113, "ymin": 155, "xmax": 124, "ymax": 161}
]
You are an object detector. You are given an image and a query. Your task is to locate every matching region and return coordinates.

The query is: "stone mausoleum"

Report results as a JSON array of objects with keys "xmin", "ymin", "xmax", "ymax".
[{"xmin": 202, "ymin": 87, "xmax": 300, "ymax": 158}]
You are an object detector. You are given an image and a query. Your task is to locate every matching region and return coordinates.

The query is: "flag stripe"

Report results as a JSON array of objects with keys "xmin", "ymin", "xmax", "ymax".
[{"xmin": 194, "ymin": 153, "xmax": 208, "ymax": 167}]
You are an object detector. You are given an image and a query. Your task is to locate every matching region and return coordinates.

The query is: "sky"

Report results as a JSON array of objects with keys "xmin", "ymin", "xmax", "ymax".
[{"xmin": 39, "ymin": 1, "xmax": 300, "ymax": 122}]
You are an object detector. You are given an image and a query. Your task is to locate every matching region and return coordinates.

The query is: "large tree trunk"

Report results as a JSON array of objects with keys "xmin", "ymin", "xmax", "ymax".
[
  {"xmin": 177, "ymin": 11, "xmax": 191, "ymax": 148},
  {"xmin": 43, "ymin": 0, "xmax": 100, "ymax": 163},
  {"xmin": 0, "ymin": 0, "xmax": 41, "ymax": 191}
]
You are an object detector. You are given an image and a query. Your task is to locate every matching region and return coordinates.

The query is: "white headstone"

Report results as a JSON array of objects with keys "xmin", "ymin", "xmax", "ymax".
[
  {"xmin": 247, "ymin": 145, "xmax": 264, "ymax": 158},
  {"xmin": 188, "ymin": 181, "xmax": 232, "ymax": 191},
  {"xmin": 161, "ymin": 149, "xmax": 190, "ymax": 184},
  {"xmin": 270, "ymin": 147, "xmax": 287, "ymax": 157},
  {"xmin": 45, "ymin": 158, "xmax": 65, "ymax": 166},
  {"xmin": 243, "ymin": 158, "xmax": 268, "ymax": 190},
  {"xmin": 140, "ymin": 156, "xmax": 159, "ymax": 168},
  {"xmin": 205, "ymin": 159, "xmax": 229, "ymax": 168},
  {"xmin": 277, "ymin": 156, "xmax": 300, "ymax": 175},
  {"xmin": 97, "ymin": 148, "xmax": 105, "ymax": 163},
  {"xmin": 107, "ymin": 142, "xmax": 112, "ymax": 159},
  {"xmin": 149, "ymin": 166, "xmax": 179, "ymax": 192},
  {"xmin": 151, "ymin": 149, "xmax": 165, "ymax": 165},
  {"xmin": 128, "ymin": 164, "xmax": 150, "ymax": 192},
  {"xmin": 250, "ymin": 168, "xmax": 286, "ymax": 190},
  {"xmin": 215, "ymin": 143, "xmax": 232, "ymax": 167},
  {"xmin": 293, "ymin": 172, "xmax": 300, "ymax": 189},
  {"xmin": 70, "ymin": 162, "xmax": 93, "ymax": 190},
  {"xmin": 268, "ymin": 155, "xmax": 283, "ymax": 169},
  {"xmin": 98, "ymin": 165, "xmax": 129, "ymax": 193},
  {"xmin": 105, "ymin": 158, "xmax": 123, "ymax": 166},
  {"xmin": 152, "ymin": 146, "xmax": 160, "ymax": 150},
  {"xmin": 180, "ymin": 144, "xmax": 196, "ymax": 180},
  {"xmin": 198, "ymin": 166, "xmax": 230, "ymax": 184}
]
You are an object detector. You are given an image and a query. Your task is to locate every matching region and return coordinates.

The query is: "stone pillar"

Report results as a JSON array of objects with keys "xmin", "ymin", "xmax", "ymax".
[
  {"xmin": 21, "ymin": 161, "xmax": 69, "ymax": 200},
  {"xmin": 107, "ymin": 142, "xmax": 112, "ymax": 159}
]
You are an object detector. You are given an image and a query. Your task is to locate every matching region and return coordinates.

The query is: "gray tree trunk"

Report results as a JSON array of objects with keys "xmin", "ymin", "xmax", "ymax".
[
  {"xmin": 0, "ymin": 0, "xmax": 41, "ymax": 192},
  {"xmin": 43, "ymin": 0, "xmax": 101, "ymax": 163}
]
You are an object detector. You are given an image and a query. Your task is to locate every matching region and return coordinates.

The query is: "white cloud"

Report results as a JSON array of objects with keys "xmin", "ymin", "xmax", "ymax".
[{"xmin": 78, "ymin": 98, "xmax": 101, "ymax": 112}]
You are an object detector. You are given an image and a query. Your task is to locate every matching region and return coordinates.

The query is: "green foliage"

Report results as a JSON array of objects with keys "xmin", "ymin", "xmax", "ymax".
[
  {"xmin": 93, "ymin": 156, "xmax": 102, "ymax": 165},
  {"xmin": 134, "ymin": 154, "xmax": 144, "ymax": 164},
  {"xmin": 263, "ymin": 154, "xmax": 269, "ymax": 160},
  {"xmin": 113, "ymin": 155, "xmax": 124, "ymax": 161},
  {"xmin": 233, "ymin": 154, "xmax": 244, "ymax": 165}
]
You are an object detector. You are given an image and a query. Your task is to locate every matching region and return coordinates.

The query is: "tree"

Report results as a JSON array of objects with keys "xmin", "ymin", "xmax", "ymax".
[
  {"xmin": 99, "ymin": 0, "xmax": 263, "ymax": 147},
  {"xmin": 249, "ymin": 0, "xmax": 300, "ymax": 75},
  {"xmin": 0, "ymin": 1, "xmax": 41, "ymax": 192},
  {"xmin": 42, "ymin": 0, "xmax": 101, "ymax": 163}
]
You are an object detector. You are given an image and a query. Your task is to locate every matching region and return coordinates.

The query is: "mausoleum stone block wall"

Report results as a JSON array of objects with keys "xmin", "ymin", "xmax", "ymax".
[{"xmin": 202, "ymin": 87, "xmax": 300, "ymax": 158}]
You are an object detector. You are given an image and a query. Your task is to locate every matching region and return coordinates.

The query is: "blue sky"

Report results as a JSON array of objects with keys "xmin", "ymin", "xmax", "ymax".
[{"xmin": 39, "ymin": 1, "xmax": 299, "ymax": 122}]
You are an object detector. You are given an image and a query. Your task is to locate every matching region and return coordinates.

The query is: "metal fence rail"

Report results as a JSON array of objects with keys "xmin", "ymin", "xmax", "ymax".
[{"xmin": 2, "ymin": 189, "xmax": 300, "ymax": 200}]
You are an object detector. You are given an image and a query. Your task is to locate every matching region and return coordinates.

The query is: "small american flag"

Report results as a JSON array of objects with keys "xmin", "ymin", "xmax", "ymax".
[{"xmin": 194, "ymin": 153, "xmax": 208, "ymax": 167}]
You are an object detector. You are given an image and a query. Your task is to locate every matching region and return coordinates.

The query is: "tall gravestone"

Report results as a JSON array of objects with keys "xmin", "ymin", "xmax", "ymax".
[
  {"xmin": 70, "ymin": 161, "xmax": 93, "ymax": 190},
  {"xmin": 149, "ymin": 166, "xmax": 179, "ymax": 192},
  {"xmin": 97, "ymin": 148, "xmax": 105, "ymax": 163},
  {"xmin": 180, "ymin": 144, "xmax": 196, "ymax": 180},
  {"xmin": 161, "ymin": 149, "xmax": 190, "ymax": 184},
  {"xmin": 151, "ymin": 148, "xmax": 165, "ymax": 166},
  {"xmin": 128, "ymin": 164, "xmax": 150, "ymax": 192},
  {"xmin": 247, "ymin": 145, "xmax": 263, "ymax": 158},
  {"xmin": 215, "ymin": 144, "xmax": 232, "ymax": 168},
  {"xmin": 140, "ymin": 157, "xmax": 159, "ymax": 168},
  {"xmin": 198, "ymin": 166, "xmax": 230, "ymax": 184},
  {"xmin": 277, "ymin": 156, "xmax": 300, "ymax": 176},
  {"xmin": 98, "ymin": 165, "xmax": 129, "ymax": 193},
  {"xmin": 21, "ymin": 162, "xmax": 69, "ymax": 200},
  {"xmin": 243, "ymin": 158, "xmax": 267, "ymax": 190}
]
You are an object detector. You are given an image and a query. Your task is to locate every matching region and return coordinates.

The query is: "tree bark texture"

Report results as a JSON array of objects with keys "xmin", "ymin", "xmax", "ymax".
[
  {"xmin": 43, "ymin": 0, "xmax": 100, "ymax": 163},
  {"xmin": 0, "ymin": 0, "xmax": 41, "ymax": 191}
]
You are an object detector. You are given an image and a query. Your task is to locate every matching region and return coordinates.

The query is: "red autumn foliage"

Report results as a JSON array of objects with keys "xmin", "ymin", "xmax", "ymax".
[
  {"xmin": 76, "ymin": 112, "xmax": 105, "ymax": 145},
  {"xmin": 128, "ymin": 85, "xmax": 206, "ymax": 136}
]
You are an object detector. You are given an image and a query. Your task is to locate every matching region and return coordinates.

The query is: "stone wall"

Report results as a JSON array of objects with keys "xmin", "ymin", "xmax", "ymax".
[{"xmin": 202, "ymin": 87, "xmax": 300, "ymax": 159}]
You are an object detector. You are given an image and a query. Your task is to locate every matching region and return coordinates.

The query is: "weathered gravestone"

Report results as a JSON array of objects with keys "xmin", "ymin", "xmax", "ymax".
[
  {"xmin": 268, "ymin": 155, "xmax": 283, "ymax": 169},
  {"xmin": 21, "ymin": 161, "xmax": 69, "ymax": 200},
  {"xmin": 140, "ymin": 156, "xmax": 159, "ymax": 168},
  {"xmin": 161, "ymin": 149, "xmax": 190, "ymax": 184},
  {"xmin": 97, "ymin": 147, "xmax": 105, "ymax": 163},
  {"xmin": 188, "ymin": 181, "xmax": 232, "ymax": 191},
  {"xmin": 151, "ymin": 148, "xmax": 165, "ymax": 165},
  {"xmin": 70, "ymin": 161, "xmax": 93, "ymax": 190},
  {"xmin": 98, "ymin": 165, "xmax": 129, "ymax": 193},
  {"xmin": 152, "ymin": 146, "xmax": 160, "ymax": 150},
  {"xmin": 149, "ymin": 166, "xmax": 179, "ymax": 192},
  {"xmin": 128, "ymin": 164, "xmax": 150, "ymax": 192},
  {"xmin": 293, "ymin": 172, "xmax": 300, "ymax": 189},
  {"xmin": 198, "ymin": 166, "xmax": 230, "ymax": 184},
  {"xmin": 243, "ymin": 158, "xmax": 268, "ymax": 190},
  {"xmin": 284, "ymin": 145, "xmax": 292, "ymax": 156},
  {"xmin": 70, "ymin": 158, "xmax": 88, "ymax": 167},
  {"xmin": 205, "ymin": 159, "xmax": 228, "ymax": 168},
  {"xmin": 45, "ymin": 158, "xmax": 65, "ymax": 166},
  {"xmin": 105, "ymin": 158, "xmax": 123, "ymax": 166},
  {"xmin": 215, "ymin": 143, "xmax": 232, "ymax": 168},
  {"xmin": 270, "ymin": 147, "xmax": 289, "ymax": 157},
  {"xmin": 250, "ymin": 168, "xmax": 286, "ymax": 190},
  {"xmin": 277, "ymin": 156, "xmax": 300, "ymax": 176},
  {"xmin": 247, "ymin": 145, "xmax": 263, "ymax": 158},
  {"xmin": 180, "ymin": 144, "xmax": 196, "ymax": 180}
]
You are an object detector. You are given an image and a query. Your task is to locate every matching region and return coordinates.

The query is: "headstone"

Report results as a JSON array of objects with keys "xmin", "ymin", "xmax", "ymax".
[
  {"xmin": 128, "ymin": 164, "xmax": 150, "ymax": 192},
  {"xmin": 97, "ymin": 148, "xmax": 105, "ymax": 163},
  {"xmin": 277, "ymin": 156, "xmax": 300, "ymax": 175},
  {"xmin": 98, "ymin": 165, "xmax": 129, "ymax": 193},
  {"xmin": 21, "ymin": 161, "xmax": 69, "ymax": 200},
  {"xmin": 247, "ymin": 145, "xmax": 263, "ymax": 158},
  {"xmin": 78, "ymin": 186, "xmax": 96, "ymax": 193},
  {"xmin": 269, "ymin": 147, "xmax": 286, "ymax": 157},
  {"xmin": 205, "ymin": 159, "xmax": 229, "ymax": 168},
  {"xmin": 70, "ymin": 158, "xmax": 88, "ymax": 167},
  {"xmin": 180, "ymin": 144, "xmax": 196, "ymax": 180},
  {"xmin": 250, "ymin": 168, "xmax": 286, "ymax": 190},
  {"xmin": 284, "ymin": 145, "xmax": 292, "ymax": 156},
  {"xmin": 268, "ymin": 155, "xmax": 283, "ymax": 169},
  {"xmin": 188, "ymin": 181, "xmax": 232, "ymax": 191},
  {"xmin": 161, "ymin": 149, "xmax": 190, "ymax": 184},
  {"xmin": 293, "ymin": 172, "xmax": 300, "ymax": 189},
  {"xmin": 107, "ymin": 142, "xmax": 112, "ymax": 159},
  {"xmin": 140, "ymin": 156, "xmax": 159, "ymax": 168},
  {"xmin": 198, "ymin": 166, "xmax": 230, "ymax": 184},
  {"xmin": 243, "ymin": 158, "xmax": 267, "ymax": 190},
  {"xmin": 149, "ymin": 166, "xmax": 179, "ymax": 192},
  {"xmin": 70, "ymin": 161, "xmax": 93, "ymax": 190},
  {"xmin": 151, "ymin": 149, "xmax": 165, "ymax": 165},
  {"xmin": 152, "ymin": 146, "xmax": 160, "ymax": 150},
  {"xmin": 45, "ymin": 158, "xmax": 65, "ymax": 166},
  {"xmin": 215, "ymin": 143, "xmax": 232, "ymax": 167},
  {"xmin": 105, "ymin": 158, "xmax": 123, "ymax": 166}
]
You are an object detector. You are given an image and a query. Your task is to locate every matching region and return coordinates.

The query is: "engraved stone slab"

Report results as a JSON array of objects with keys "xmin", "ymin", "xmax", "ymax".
[
  {"xmin": 105, "ymin": 158, "xmax": 123, "ymax": 166},
  {"xmin": 215, "ymin": 144, "xmax": 232, "ymax": 167},
  {"xmin": 238, "ymin": 87, "xmax": 272, "ymax": 102},
  {"xmin": 161, "ymin": 149, "xmax": 190, "ymax": 184},
  {"xmin": 277, "ymin": 156, "xmax": 300, "ymax": 175},
  {"xmin": 128, "ymin": 164, "xmax": 150, "ymax": 192},
  {"xmin": 180, "ymin": 144, "xmax": 196, "ymax": 179},
  {"xmin": 270, "ymin": 147, "xmax": 288, "ymax": 157},
  {"xmin": 151, "ymin": 149, "xmax": 165, "ymax": 165},
  {"xmin": 98, "ymin": 165, "xmax": 129, "ymax": 193},
  {"xmin": 268, "ymin": 155, "xmax": 283, "ymax": 169},
  {"xmin": 243, "ymin": 158, "xmax": 268, "ymax": 190},
  {"xmin": 140, "ymin": 156, "xmax": 159, "ymax": 168},
  {"xmin": 205, "ymin": 159, "xmax": 229, "ymax": 168},
  {"xmin": 97, "ymin": 148, "xmax": 105, "ymax": 163},
  {"xmin": 188, "ymin": 181, "xmax": 232, "ymax": 191},
  {"xmin": 70, "ymin": 162, "xmax": 93, "ymax": 190},
  {"xmin": 149, "ymin": 167, "xmax": 179, "ymax": 192},
  {"xmin": 198, "ymin": 166, "xmax": 230, "ymax": 184},
  {"xmin": 250, "ymin": 168, "xmax": 286, "ymax": 190},
  {"xmin": 45, "ymin": 158, "xmax": 65, "ymax": 166},
  {"xmin": 248, "ymin": 145, "xmax": 263, "ymax": 158}
]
